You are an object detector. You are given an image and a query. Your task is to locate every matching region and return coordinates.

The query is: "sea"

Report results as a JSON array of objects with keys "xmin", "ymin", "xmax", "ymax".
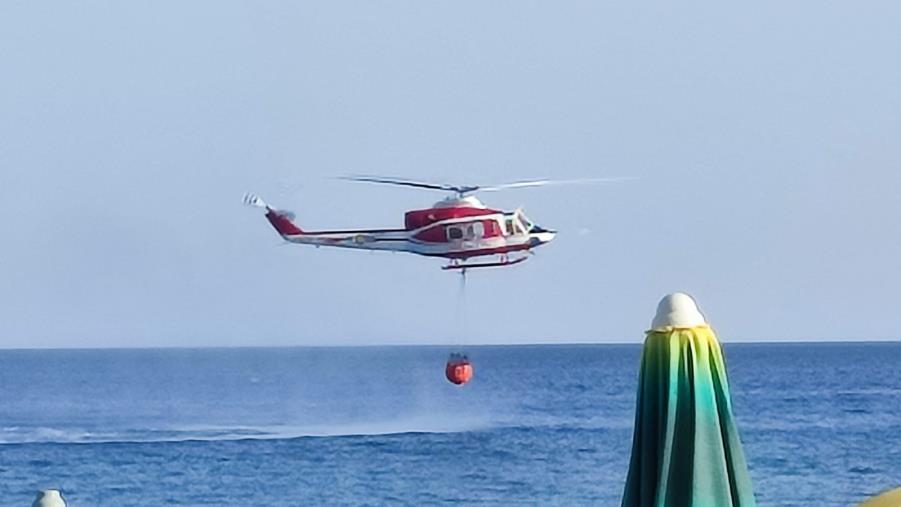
[{"xmin": 0, "ymin": 343, "xmax": 899, "ymax": 506}]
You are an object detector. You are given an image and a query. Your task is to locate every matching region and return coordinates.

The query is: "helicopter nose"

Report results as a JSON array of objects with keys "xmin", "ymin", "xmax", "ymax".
[{"xmin": 529, "ymin": 227, "xmax": 557, "ymax": 246}]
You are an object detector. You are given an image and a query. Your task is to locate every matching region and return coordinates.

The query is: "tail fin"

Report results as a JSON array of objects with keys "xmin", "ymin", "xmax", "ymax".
[{"xmin": 243, "ymin": 192, "xmax": 304, "ymax": 236}]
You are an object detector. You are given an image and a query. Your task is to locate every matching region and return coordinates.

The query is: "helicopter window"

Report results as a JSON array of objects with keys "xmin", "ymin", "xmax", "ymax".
[
  {"xmin": 518, "ymin": 214, "xmax": 532, "ymax": 231},
  {"xmin": 513, "ymin": 220, "xmax": 524, "ymax": 234},
  {"xmin": 505, "ymin": 218, "xmax": 515, "ymax": 236},
  {"xmin": 464, "ymin": 222, "xmax": 484, "ymax": 239},
  {"xmin": 447, "ymin": 226, "xmax": 464, "ymax": 240}
]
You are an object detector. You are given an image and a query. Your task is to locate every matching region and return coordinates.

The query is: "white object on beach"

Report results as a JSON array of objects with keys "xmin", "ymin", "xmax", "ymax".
[
  {"xmin": 651, "ymin": 292, "xmax": 708, "ymax": 331},
  {"xmin": 32, "ymin": 490, "xmax": 66, "ymax": 507}
]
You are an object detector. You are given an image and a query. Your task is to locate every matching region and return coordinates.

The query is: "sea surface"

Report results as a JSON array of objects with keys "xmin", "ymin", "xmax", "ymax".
[{"xmin": 0, "ymin": 343, "xmax": 899, "ymax": 506}]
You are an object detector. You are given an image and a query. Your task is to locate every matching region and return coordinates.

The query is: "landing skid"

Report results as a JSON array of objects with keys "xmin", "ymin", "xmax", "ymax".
[{"xmin": 442, "ymin": 255, "xmax": 529, "ymax": 271}]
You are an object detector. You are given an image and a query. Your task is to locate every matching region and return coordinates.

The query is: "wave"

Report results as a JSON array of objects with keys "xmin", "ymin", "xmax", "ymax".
[
  {"xmin": 0, "ymin": 417, "xmax": 494, "ymax": 445},
  {"xmin": 0, "ymin": 415, "xmax": 630, "ymax": 445}
]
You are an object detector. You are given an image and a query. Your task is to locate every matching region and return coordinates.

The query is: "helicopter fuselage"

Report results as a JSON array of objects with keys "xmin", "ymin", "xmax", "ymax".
[{"xmin": 260, "ymin": 196, "xmax": 555, "ymax": 265}]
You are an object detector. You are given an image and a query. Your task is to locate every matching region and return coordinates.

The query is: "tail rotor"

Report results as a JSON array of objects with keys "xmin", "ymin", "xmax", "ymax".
[{"xmin": 243, "ymin": 192, "xmax": 269, "ymax": 209}]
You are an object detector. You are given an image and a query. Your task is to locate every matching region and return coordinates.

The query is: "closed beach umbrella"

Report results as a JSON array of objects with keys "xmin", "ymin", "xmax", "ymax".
[{"xmin": 622, "ymin": 293, "xmax": 756, "ymax": 507}]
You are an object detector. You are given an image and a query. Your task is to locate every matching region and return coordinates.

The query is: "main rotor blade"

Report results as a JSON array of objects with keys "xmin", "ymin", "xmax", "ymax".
[
  {"xmin": 339, "ymin": 174, "xmax": 635, "ymax": 196},
  {"xmin": 479, "ymin": 176, "xmax": 636, "ymax": 192},
  {"xmin": 339, "ymin": 175, "xmax": 476, "ymax": 194}
]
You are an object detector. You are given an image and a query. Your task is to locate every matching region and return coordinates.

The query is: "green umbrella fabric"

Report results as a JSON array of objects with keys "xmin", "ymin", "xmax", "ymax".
[{"xmin": 622, "ymin": 324, "xmax": 756, "ymax": 507}]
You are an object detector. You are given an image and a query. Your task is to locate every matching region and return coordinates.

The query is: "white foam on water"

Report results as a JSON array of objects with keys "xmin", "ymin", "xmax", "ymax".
[{"xmin": 0, "ymin": 413, "xmax": 495, "ymax": 445}]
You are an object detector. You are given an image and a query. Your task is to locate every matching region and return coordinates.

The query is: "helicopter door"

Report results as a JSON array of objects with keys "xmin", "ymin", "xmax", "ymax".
[
  {"xmin": 447, "ymin": 222, "xmax": 484, "ymax": 247},
  {"xmin": 462, "ymin": 222, "xmax": 483, "ymax": 249},
  {"xmin": 464, "ymin": 222, "xmax": 484, "ymax": 240}
]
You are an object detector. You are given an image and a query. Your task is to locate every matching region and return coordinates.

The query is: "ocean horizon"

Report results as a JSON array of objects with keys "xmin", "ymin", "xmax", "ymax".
[{"xmin": 4, "ymin": 338, "xmax": 900, "ymax": 351}]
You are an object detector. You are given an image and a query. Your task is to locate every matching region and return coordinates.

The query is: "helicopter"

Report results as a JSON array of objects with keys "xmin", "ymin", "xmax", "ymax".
[{"xmin": 244, "ymin": 175, "xmax": 626, "ymax": 270}]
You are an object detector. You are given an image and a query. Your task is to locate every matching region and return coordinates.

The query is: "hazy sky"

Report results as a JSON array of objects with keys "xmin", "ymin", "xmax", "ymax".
[{"xmin": 2, "ymin": 1, "xmax": 899, "ymax": 348}]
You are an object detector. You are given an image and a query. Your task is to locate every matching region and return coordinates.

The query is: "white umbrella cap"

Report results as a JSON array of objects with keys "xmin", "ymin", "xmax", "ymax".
[
  {"xmin": 32, "ymin": 490, "xmax": 66, "ymax": 507},
  {"xmin": 651, "ymin": 292, "xmax": 708, "ymax": 331}
]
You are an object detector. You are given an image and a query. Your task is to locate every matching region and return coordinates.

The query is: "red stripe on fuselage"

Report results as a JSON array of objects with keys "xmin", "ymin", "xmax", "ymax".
[{"xmin": 405, "ymin": 206, "xmax": 501, "ymax": 229}]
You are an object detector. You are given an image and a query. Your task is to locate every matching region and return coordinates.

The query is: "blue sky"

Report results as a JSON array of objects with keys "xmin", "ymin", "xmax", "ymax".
[{"xmin": 1, "ymin": 1, "xmax": 899, "ymax": 347}]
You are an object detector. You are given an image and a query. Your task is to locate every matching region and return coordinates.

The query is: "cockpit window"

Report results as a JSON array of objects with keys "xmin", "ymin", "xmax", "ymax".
[
  {"xmin": 505, "ymin": 212, "xmax": 533, "ymax": 235},
  {"xmin": 447, "ymin": 226, "xmax": 463, "ymax": 240},
  {"xmin": 517, "ymin": 212, "xmax": 533, "ymax": 231}
]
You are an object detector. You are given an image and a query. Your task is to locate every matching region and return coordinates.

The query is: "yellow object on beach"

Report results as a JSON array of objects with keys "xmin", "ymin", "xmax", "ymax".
[{"xmin": 859, "ymin": 488, "xmax": 901, "ymax": 507}]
